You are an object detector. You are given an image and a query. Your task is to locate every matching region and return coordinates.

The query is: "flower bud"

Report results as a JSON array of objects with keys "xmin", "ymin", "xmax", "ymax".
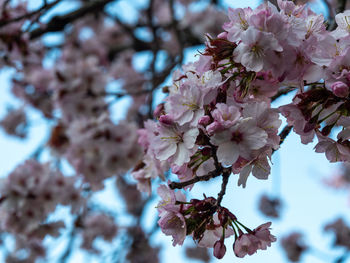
[
  {"xmin": 206, "ymin": 121, "xmax": 223, "ymax": 135},
  {"xmin": 198, "ymin": 115, "xmax": 210, "ymax": 125},
  {"xmin": 217, "ymin": 32, "xmax": 228, "ymax": 39},
  {"xmin": 159, "ymin": 115, "xmax": 174, "ymax": 126},
  {"xmin": 153, "ymin": 103, "xmax": 164, "ymax": 118},
  {"xmin": 214, "ymin": 239, "xmax": 226, "ymax": 259},
  {"xmin": 331, "ymin": 81, "xmax": 349, "ymax": 98}
]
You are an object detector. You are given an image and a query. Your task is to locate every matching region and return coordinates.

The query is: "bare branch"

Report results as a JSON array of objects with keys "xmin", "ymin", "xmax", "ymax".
[
  {"xmin": 0, "ymin": 0, "xmax": 61, "ymax": 28},
  {"xmin": 30, "ymin": 0, "xmax": 114, "ymax": 39},
  {"xmin": 169, "ymin": 168, "xmax": 223, "ymax": 190},
  {"xmin": 279, "ymin": 125, "xmax": 293, "ymax": 146},
  {"xmin": 271, "ymin": 87, "xmax": 297, "ymax": 102},
  {"xmin": 216, "ymin": 170, "xmax": 230, "ymax": 206}
]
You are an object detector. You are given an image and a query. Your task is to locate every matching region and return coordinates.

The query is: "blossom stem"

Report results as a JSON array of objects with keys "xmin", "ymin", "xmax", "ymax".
[
  {"xmin": 235, "ymin": 220, "xmax": 252, "ymax": 233},
  {"xmin": 318, "ymin": 110, "xmax": 338, "ymax": 123},
  {"xmin": 230, "ymin": 221, "xmax": 238, "ymax": 239}
]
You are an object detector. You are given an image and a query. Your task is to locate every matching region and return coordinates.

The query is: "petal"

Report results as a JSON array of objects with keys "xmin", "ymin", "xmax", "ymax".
[{"xmin": 217, "ymin": 142, "xmax": 239, "ymax": 166}]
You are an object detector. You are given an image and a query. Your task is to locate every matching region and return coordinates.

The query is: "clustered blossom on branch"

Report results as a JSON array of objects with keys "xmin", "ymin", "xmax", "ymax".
[
  {"xmin": 132, "ymin": 0, "xmax": 350, "ymax": 259},
  {"xmin": 0, "ymin": 160, "xmax": 83, "ymax": 237},
  {"xmin": 156, "ymin": 185, "xmax": 276, "ymax": 259}
]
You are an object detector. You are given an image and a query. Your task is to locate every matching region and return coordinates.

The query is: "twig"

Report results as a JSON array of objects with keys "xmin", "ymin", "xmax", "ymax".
[
  {"xmin": 278, "ymin": 125, "xmax": 293, "ymax": 146},
  {"xmin": 216, "ymin": 170, "xmax": 230, "ymax": 206},
  {"xmin": 0, "ymin": 0, "xmax": 61, "ymax": 27},
  {"xmin": 146, "ymin": 0, "xmax": 160, "ymax": 119},
  {"xmin": 30, "ymin": 0, "xmax": 114, "ymax": 39},
  {"xmin": 169, "ymin": 0, "xmax": 184, "ymax": 65},
  {"xmin": 59, "ymin": 218, "xmax": 79, "ymax": 263},
  {"xmin": 334, "ymin": 250, "xmax": 350, "ymax": 263},
  {"xmin": 271, "ymin": 87, "xmax": 296, "ymax": 102},
  {"xmin": 271, "ymin": 125, "xmax": 293, "ymax": 155},
  {"xmin": 169, "ymin": 168, "xmax": 223, "ymax": 189}
]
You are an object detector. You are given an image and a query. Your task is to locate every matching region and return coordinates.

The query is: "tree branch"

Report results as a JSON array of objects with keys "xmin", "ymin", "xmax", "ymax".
[
  {"xmin": 30, "ymin": 0, "xmax": 114, "ymax": 39},
  {"xmin": 271, "ymin": 87, "xmax": 296, "ymax": 102},
  {"xmin": 279, "ymin": 125, "xmax": 293, "ymax": 146},
  {"xmin": 216, "ymin": 170, "xmax": 230, "ymax": 206},
  {"xmin": 169, "ymin": 168, "xmax": 223, "ymax": 190},
  {"xmin": 0, "ymin": 0, "xmax": 61, "ymax": 28}
]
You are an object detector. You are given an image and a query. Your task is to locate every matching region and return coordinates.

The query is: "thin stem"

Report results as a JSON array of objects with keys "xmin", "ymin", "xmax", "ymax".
[{"xmin": 216, "ymin": 170, "xmax": 230, "ymax": 206}]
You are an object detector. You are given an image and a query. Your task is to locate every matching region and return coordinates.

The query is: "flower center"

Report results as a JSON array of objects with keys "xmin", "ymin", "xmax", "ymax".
[
  {"xmin": 182, "ymin": 102, "xmax": 199, "ymax": 110},
  {"xmin": 344, "ymin": 16, "xmax": 350, "ymax": 32},
  {"xmin": 238, "ymin": 12, "xmax": 249, "ymax": 30},
  {"xmin": 231, "ymin": 130, "xmax": 243, "ymax": 143},
  {"xmin": 251, "ymin": 44, "xmax": 264, "ymax": 58}
]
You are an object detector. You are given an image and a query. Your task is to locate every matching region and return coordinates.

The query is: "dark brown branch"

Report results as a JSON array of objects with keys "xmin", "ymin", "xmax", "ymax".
[
  {"xmin": 169, "ymin": 168, "xmax": 223, "ymax": 189},
  {"xmin": 216, "ymin": 170, "xmax": 230, "ymax": 206},
  {"xmin": 0, "ymin": 0, "xmax": 61, "ymax": 27},
  {"xmin": 169, "ymin": 0, "xmax": 184, "ymax": 65},
  {"xmin": 334, "ymin": 251, "xmax": 349, "ymax": 263},
  {"xmin": 30, "ymin": 0, "xmax": 114, "ymax": 39},
  {"xmin": 271, "ymin": 125, "xmax": 293, "ymax": 155},
  {"xmin": 278, "ymin": 125, "xmax": 293, "ymax": 146},
  {"xmin": 336, "ymin": 0, "xmax": 347, "ymax": 14},
  {"xmin": 271, "ymin": 87, "xmax": 297, "ymax": 102}
]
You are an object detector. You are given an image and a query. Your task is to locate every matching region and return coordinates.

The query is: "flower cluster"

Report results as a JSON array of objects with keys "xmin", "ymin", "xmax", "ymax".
[
  {"xmin": 0, "ymin": 160, "xmax": 83, "ymax": 237},
  {"xmin": 132, "ymin": 0, "xmax": 350, "ymax": 259},
  {"xmin": 258, "ymin": 194, "xmax": 283, "ymax": 218},
  {"xmin": 156, "ymin": 185, "xmax": 276, "ymax": 259},
  {"xmin": 281, "ymin": 232, "xmax": 308, "ymax": 262},
  {"xmin": 0, "ymin": 107, "xmax": 27, "ymax": 138},
  {"xmin": 80, "ymin": 212, "xmax": 118, "ymax": 253},
  {"xmin": 64, "ymin": 115, "xmax": 142, "ymax": 190},
  {"xmin": 325, "ymin": 218, "xmax": 350, "ymax": 249}
]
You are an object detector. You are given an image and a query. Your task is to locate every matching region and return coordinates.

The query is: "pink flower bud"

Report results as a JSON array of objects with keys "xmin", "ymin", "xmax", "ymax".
[
  {"xmin": 213, "ymin": 240, "xmax": 226, "ymax": 259},
  {"xmin": 346, "ymin": 72, "xmax": 350, "ymax": 82},
  {"xmin": 153, "ymin": 103, "xmax": 165, "ymax": 118},
  {"xmin": 217, "ymin": 32, "xmax": 228, "ymax": 39},
  {"xmin": 198, "ymin": 115, "xmax": 210, "ymax": 125},
  {"xmin": 331, "ymin": 81, "xmax": 349, "ymax": 98},
  {"xmin": 206, "ymin": 121, "xmax": 223, "ymax": 135},
  {"xmin": 159, "ymin": 115, "xmax": 174, "ymax": 126}
]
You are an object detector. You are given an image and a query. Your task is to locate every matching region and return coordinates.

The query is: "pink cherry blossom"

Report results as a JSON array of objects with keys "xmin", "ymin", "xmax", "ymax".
[
  {"xmin": 210, "ymin": 119, "xmax": 268, "ymax": 166},
  {"xmin": 234, "ymin": 222, "xmax": 276, "ymax": 258},
  {"xmin": 331, "ymin": 81, "xmax": 349, "ymax": 97},
  {"xmin": 152, "ymin": 122, "xmax": 199, "ymax": 166},
  {"xmin": 333, "ymin": 10, "xmax": 350, "ymax": 39},
  {"xmin": 233, "ymin": 27, "xmax": 283, "ymax": 72}
]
